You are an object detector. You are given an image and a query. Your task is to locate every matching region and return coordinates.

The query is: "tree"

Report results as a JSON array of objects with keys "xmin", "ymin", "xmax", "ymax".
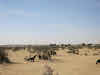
[{"xmin": 0, "ymin": 47, "xmax": 11, "ymax": 64}]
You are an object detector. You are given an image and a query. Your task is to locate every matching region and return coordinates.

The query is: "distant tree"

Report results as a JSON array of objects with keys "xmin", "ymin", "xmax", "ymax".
[
  {"xmin": 81, "ymin": 43, "xmax": 86, "ymax": 46},
  {"xmin": 67, "ymin": 45, "xmax": 79, "ymax": 55},
  {"xmin": 87, "ymin": 43, "xmax": 93, "ymax": 49},
  {"xmin": 67, "ymin": 44, "xmax": 71, "ymax": 46},
  {"xmin": 60, "ymin": 44, "xmax": 66, "ymax": 50}
]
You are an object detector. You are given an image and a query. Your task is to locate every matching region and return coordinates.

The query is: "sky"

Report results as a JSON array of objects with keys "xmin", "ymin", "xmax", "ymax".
[{"xmin": 0, "ymin": 0, "xmax": 100, "ymax": 44}]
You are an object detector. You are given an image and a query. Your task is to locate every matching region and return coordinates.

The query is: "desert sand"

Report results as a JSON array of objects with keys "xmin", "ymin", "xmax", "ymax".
[{"xmin": 0, "ymin": 49, "xmax": 100, "ymax": 75}]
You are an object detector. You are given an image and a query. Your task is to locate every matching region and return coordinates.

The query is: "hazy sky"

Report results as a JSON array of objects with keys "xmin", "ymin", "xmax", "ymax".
[{"xmin": 0, "ymin": 0, "xmax": 100, "ymax": 44}]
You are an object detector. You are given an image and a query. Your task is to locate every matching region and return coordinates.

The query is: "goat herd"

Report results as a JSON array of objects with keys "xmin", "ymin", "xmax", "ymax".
[{"xmin": 24, "ymin": 50, "xmax": 56, "ymax": 62}]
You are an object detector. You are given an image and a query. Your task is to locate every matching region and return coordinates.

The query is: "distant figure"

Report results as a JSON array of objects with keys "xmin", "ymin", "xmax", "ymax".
[{"xmin": 96, "ymin": 59, "xmax": 100, "ymax": 64}]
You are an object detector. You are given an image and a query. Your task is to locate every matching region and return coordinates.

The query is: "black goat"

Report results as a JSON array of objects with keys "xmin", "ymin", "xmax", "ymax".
[{"xmin": 24, "ymin": 55, "xmax": 37, "ymax": 62}]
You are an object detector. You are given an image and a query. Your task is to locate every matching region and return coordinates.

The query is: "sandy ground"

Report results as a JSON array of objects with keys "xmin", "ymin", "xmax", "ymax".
[{"xmin": 0, "ymin": 49, "xmax": 100, "ymax": 75}]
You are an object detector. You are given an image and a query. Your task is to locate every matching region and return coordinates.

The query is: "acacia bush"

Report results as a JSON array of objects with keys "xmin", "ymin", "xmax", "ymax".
[{"xmin": 0, "ymin": 47, "xmax": 11, "ymax": 64}]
